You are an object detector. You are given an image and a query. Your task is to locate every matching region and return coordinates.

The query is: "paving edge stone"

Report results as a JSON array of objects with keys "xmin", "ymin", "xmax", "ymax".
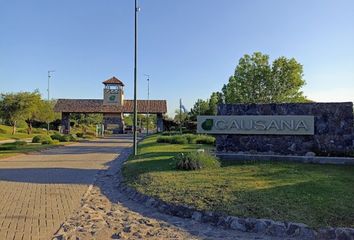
[{"xmin": 116, "ymin": 148, "xmax": 354, "ymax": 240}]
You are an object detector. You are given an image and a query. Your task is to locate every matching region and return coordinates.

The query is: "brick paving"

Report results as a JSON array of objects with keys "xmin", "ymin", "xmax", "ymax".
[{"xmin": 0, "ymin": 137, "xmax": 131, "ymax": 240}]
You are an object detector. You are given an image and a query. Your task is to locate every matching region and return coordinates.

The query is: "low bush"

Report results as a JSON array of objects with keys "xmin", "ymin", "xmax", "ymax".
[
  {"xmin": 156, "ymin": 136, "xmax": 172, "ymax": 143},
  {"xmin": 195, "ymin": 135, "xmax": 215, "ymax": 145},
  {"xmin": 0, "ymin": 128, "xmax": 7, "ymax": 134},
  {"xmin": 50, "ymin": 133, "xmax": 62, "ymax": 141},
  {"xmin": 184, "ymin": 134, "xmax": 197, "ymax": 144},
  {"xmin": 13, "ymin": 141, "xmax": 27, "ymax": 146},
  {"xmin": 157, "ymin": 134, "xmax": 215, "ymax": 145},
  {"xmin": 59, "ymin": 135, "xmax": 70, "ymax": 142},
  {"xmin": 76, "ymin": 132, "xmax": 84, "ymax": 138},
  {"xmin": 162, "ymin": 131, "xmax": 180, "ymax": 136},
  {"xmin": 170, "ymin": 135, "xmax": 188, "ymax": 144},
  {"xmin": 41, "ymin": 139, "xmax": 54, "ymax": 145},
  {"xmin": 32, "ymin": 135, "xmax": 42, "ymax": 143},
  {"xmin": 0, "ymin": 143, "xmax": 18, "ymax": 150},
  {"xmin": 175, "ymin": 152, "xmax": 220, "ymax": 171},
  {"xmin": 69, "ymin": 134, "xmax": 78, "ymax": 142},
  {"xmin": 32, "ymin": 135, "xmax": 52, "ymax": 144}
]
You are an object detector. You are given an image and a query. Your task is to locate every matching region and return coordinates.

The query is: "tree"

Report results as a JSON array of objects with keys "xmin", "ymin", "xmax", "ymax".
[
  {"xmin": 222, "ymin": 52, "xmax": 308, "ymax": 104},
  {"xmin": 189, "ymin": 92, "xmax": 223, "ymax": 120},
  {"xmin": 36, "ymin": 100, "xmax": 58, "ymax": 132},
  {"xmin": 174, "ymin": 109, "xmax": 188, "ymax": 124},
  {"xmin": 22, "ymin": 91, "xmax": 42, "ymax": 134},
  {"xmin": 208, "ymin": 91, "xmax": 224, "ymax": 115},
  {"xmin": 0, "ymin": 92, "xmax": 38, "ymax": 135},
  {"xmin": 71, "ymin": 113, "xmax": 103, "ymax": 134},
  {"xmin": 189, "ymin": 99, "xmax": 210, "ymax": 121}
]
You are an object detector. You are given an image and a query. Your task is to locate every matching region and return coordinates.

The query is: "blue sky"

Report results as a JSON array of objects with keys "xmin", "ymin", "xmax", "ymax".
[{"xmin": 1, "ymin": 0, "xmax": 353, "ymax": 116}]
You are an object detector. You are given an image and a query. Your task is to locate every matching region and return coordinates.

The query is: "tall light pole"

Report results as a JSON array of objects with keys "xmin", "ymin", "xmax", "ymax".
[
  {"xmin": 47, "ymin": 70, "xmax": 55, "ymax": 132},
  {"xmin": 133, "ymin": 0, "xmax": 139, "ymax": 155},
  {"xmin": 144, "ymin": 74, "xmax": 150, "ymax": 135}
]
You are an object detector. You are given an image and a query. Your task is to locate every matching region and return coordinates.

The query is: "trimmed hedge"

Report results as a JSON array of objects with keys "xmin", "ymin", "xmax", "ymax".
[
  {"xmin": 50, "ymin": 133, "xmax": 77, "ymax": 142},
  {"xmin": 32, "ymin": 135, "xmax": 52, "ymax": 143},
  {"xmin": 156, "ymin": 134, "xmax": 215, "ymax": 145}
]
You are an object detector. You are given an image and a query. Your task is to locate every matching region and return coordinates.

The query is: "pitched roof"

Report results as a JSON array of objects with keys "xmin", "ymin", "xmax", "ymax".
[
  {"xmin": 102, "ymin": 76, "xmax": 124, "ymax": 86},
  {"xmin": 54, "ymin": 99, "xmax": 167, "ymax": 114}
]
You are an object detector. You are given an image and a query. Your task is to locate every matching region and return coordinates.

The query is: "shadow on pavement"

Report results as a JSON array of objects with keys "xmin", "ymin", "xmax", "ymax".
[{"xmin": 0, "ymin": 168, "xmax": 99, "ymax": 184}]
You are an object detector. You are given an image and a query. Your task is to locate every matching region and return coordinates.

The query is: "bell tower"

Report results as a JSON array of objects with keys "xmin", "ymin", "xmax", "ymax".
[{"xmin": 103, "ymin": 76, "xmax": 124, "ymax": 106}]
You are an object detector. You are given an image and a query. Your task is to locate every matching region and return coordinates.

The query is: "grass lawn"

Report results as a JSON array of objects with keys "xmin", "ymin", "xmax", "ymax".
[
  {"xmin": 0, "ymin": 124, "xmax": 53, "ymax": 141},
  {"xmin": 0, "ymin": 141, "xmax": 68, "ymax": 159},
  {"xmin": 123, "ymin": 134, "xmax": 354, "ymax": 228}
]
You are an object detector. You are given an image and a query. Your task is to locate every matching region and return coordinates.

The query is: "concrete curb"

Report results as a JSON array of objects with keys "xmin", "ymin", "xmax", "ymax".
[
  {"xmin": 117, "ymin": 153, "xmax": 354, "ymax": 240},
  {"xmin": 217, "ymin": 153, "xmax": 354, "ymax": 165}
]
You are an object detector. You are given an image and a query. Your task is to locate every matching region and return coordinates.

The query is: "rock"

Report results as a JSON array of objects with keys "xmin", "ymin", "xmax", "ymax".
[
  {"xmin": 335, "ymin": 228, "xmax": 354, "ymax": 240},
  {"xmin": 230, "ymin": 217, "xmax": 246, "ymax": 232},
  {"xmin": 286, "ymin": 222, "xmax": 315, "ymax": 239},
  {"xmin": 253, "ymin": 220, "xmax": 267, "ymax": 233},
  {"xmin": 305, "ymin": 152, "xmax": 316, "ymax": 157},
  {"xmin": 266, "ymin": 221, "xmax": 287, "ymax": 237},
  {"xmin": 191, "ymin": 211, "xmax": 202, "ymax": 222}
]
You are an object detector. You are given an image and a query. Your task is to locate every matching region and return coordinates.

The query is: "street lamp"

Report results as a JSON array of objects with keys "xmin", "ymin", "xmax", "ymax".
[
  {"xmin": 133, "ymin": 0, "xmax": 140, "ymax": 156},
  {"xmin": 144, "ymin": 74, "xmax": 150, "ymax": 135},
  {"xmin": 47, "ymin": 70, "xmax": 55, "ymax": 132}
]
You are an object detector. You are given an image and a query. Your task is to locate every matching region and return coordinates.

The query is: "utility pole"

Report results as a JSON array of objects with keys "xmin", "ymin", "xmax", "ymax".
[
  {"xmin": 144, "ymin": 74, "xmax": 150, "ymax": 135},
  {"xmin": 133, "ymin": 0, "xmax": 139, "ymax": 156},
  {"xmin": 47, "ymin": 70, "xmax": 55, "ymax": 132}
]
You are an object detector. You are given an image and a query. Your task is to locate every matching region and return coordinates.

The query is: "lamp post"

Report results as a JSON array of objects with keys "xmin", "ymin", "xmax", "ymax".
[
  {"xmin": 144, "ymin": 74, "xmax": 150, "ymax": 135},
  {"xmin": 47, "ymin": 70, "xmax": 55, "ymax": 132},
  {"xmin": 133, "ymin": 0, "xmax": 139, "ymax": 156}
]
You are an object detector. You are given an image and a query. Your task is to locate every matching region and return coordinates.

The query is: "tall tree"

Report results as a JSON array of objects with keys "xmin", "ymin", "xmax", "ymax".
[
  {"xmin": 189, "ymin": 99, "xmax": 210, "ymax": 121},
  {"xmin": 0, "ymin": 92, "xmax": 39, "ymax": 135},
  {"xmin": 208, "ymin": 91, "xmax": 224, "ymax": 115},
  {"xmin": 222, "ymin": 52, "xmax": 308, "ymax": 103},
  {"xmin": 23, "ymin": 91, "xmax": 42, "ymax": 134},
  {"xmin": 36, "ymin": 100, "xmax": 58, "ymax": 132}
]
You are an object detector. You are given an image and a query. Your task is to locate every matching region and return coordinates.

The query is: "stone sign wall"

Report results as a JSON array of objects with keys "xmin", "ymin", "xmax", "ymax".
[{"xmin": 216, "ymin": 102, "xmax": 354, "ymax": 156}]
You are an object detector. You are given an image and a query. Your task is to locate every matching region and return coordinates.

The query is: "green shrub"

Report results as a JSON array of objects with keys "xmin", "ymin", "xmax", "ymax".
[
  {"xmin": 156, "ymin": 136, "xmax": 172, "ymax": 143},
  {"xmin": 69, "ymin": 134, "xmax": 78, "ymax": 142},
  {"xmin": 0, "ymin": 143, "xmax": 18, "ymax": 150},
  {"xmin": 41, "ymin": 139, "xmax": 54, "ymax": 145},
  {"xmin": 170, "ymin": 135, "xmax": 188, "ymax": 144},
  {"xmin": 59, "ymin": 135, "xmax": 70, "ymax": 142},
  {"xmin": 0, "ymin": 128, "xmax": 7, "ymax": 134},
  {"xmin": 195, "ymin": 135, "xmax": 215, "ymax": 145},
  {"xmin": 183, "ymin": 134, "xmax": 197, "ymax": 144},
  {"xmin": 175, "ymin": 152, "xmax": 220, "ymax": 171},
  {"xmin": 13, "ymin": 141, "xmax": 27, "ymax": 146},
  {"xmin": 76, "ymin": 132, "xmax": 84, "ymax": 138},
  {"xmin": 32, "ymin": 135, "xmax": 51, "ymax": 143},
  {"xmin": 50, "ymin": 133, "xmax": 62, "ymax": 141},
  {"xmin": 32, "ymin": 135, "xmax": 42, "ymax": 143}
]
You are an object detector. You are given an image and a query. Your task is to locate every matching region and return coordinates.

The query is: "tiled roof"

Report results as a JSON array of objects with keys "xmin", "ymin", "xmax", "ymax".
[
  {"xmin": 54, "ymin": 99, "xmax": 167, "ymax": 113},
  {"xmin": 102, "ymin": 76, "xmax": 124, "ymax": 86}
]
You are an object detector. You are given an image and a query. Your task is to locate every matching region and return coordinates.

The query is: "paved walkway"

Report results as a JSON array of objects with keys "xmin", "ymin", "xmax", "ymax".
[{"xmin": 0, "ymin": 137, "xmax": 131, "ymax": 240}]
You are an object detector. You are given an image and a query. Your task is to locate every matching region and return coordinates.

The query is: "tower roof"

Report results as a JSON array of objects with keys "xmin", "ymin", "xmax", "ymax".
[{"xmin": 102, "ymin": 76, "xmax": 124, "ymax": 86}]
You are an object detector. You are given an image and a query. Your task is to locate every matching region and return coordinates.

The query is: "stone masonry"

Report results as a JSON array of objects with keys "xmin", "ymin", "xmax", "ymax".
[{"xmin": 216, "ymin": 102, "xmax": 354, "ymax": 156}]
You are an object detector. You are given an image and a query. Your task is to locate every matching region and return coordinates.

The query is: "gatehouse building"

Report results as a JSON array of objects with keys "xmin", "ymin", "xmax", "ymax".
[{"xmin": 54, "ymin": 76, "xmax": 167, "ymax": 134}]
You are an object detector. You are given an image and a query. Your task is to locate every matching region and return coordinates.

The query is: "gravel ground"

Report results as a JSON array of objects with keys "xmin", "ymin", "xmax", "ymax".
[{"xmin": 53, "ymin": 147, "xmax": 285, "ymax": 240}]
